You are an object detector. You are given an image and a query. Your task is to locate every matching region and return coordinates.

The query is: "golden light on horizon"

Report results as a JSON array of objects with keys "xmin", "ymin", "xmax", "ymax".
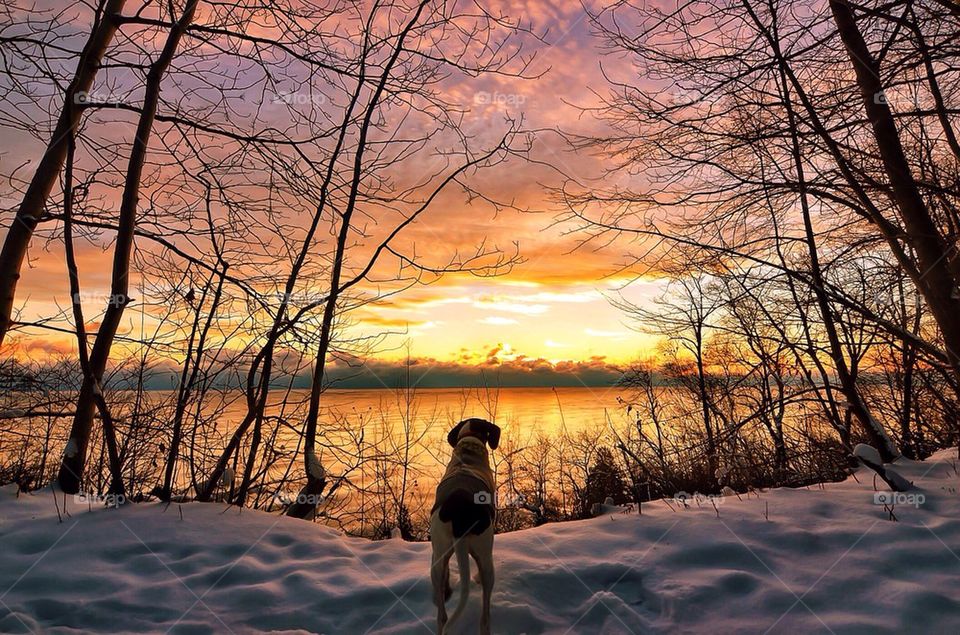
[{"xmin": 0, "ymin": 0, "xmax": 670, "ymax": 383}]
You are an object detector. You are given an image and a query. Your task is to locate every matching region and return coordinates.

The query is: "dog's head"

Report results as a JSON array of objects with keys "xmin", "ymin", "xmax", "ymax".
[{"xmin": 447, "ymin": 418, "xmax": 500, "ymax": 450}]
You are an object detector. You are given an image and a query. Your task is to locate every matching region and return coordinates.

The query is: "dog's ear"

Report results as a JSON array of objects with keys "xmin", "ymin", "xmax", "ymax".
[
  {"xmin": 447, "ymin": 419, "xmax": 469, "ymax": 447},
  {"xmin": 479, "ymin": 419, "xmax": 501, "ymax": 450}
]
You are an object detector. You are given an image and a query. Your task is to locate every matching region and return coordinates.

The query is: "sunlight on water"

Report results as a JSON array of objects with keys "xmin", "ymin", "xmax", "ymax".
[
  {"xmin": 208, "ymin": 386, "xmax": 631, "ymax": 440},
  {"xmin": 198, "ymin": 386, "xmax": 635, "ymax": 508}
]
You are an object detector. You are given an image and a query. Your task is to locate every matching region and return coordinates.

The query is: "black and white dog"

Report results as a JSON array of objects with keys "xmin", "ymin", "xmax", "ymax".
[{"xmin": 430, "ymin": 418, "xmax": 500, "ymax": 634}]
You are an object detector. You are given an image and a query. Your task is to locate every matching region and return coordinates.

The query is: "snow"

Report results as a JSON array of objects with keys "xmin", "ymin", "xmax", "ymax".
[
  {"xmin": 2, "ymin": 450, "xmax": 960, "ymax": 633},
  {"xmin": 306, "ymin": 450, "xmax": 325, "ymax": 481},
  {"xmin": 883, "ymin": 467, "xmax": 913, "ymax": 493},
  {"xmin": 854, "ymin": 443, "xmax": 914, "ymax": 492},
  {"xmin": 63, "ymin": 438, "xmax": 78, "ymax": 459},
  {"xmin": 853, "ymin": 443, "xmax": 883, "ymax": 466}
]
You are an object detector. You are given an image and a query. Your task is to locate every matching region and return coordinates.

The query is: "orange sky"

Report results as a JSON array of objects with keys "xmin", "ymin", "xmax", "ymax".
[{"xmin": 1, "ymin": 1, "xmax": 667, "ymax": 375}]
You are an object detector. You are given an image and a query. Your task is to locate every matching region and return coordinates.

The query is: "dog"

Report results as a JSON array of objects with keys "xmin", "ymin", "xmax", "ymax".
[{"xmin": 430, "ymin": 417, "xmax": 500, "ymax": 634}]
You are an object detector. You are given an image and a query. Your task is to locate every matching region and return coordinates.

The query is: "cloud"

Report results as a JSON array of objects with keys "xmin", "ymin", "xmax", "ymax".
[
  {"xmin": 479, "ymin": 316, "xmax": 519, "ymax": 325},
  {"xmin": 585, "ymin": 328, "xmax": 628, "ymax": 338},
  {"xmin": 16, "ymin": 337, "xmax": 76, "ymax": 357},
  {"xmin": 523, "ymin": 291, "xmax": 601, "ymax": 303},
  {"xmin": 323, "ymin": 353, "xmax": 624, "ymax": 388},
  {"xmin": 3, "ymin": 0, "xmax": 657, "ymax": 373},
  {"xmin": 384, "ymin": 287, "xmax": 603, "ymax": 316},
  {"xmin": 358, "ymin": 316, "xmax": 420, "ymax": 328},
  {"xmin": 473, "ymin": 297, "xmax": 549, "ymax": 315},
  {"xmin": 498, "ymin": 280, "xmax": 542, "ymax": 288},
  {"xmin": 484, "ymin": 342, "xmax": 519, "ymax": 363}
]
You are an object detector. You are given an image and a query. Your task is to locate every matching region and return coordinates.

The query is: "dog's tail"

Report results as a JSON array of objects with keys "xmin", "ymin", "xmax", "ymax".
[{"xmin": 445, "ymin": 534, "xmax": 471, "ymax": 631}]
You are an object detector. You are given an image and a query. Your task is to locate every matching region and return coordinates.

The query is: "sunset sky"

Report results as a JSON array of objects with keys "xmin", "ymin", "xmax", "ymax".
[{"xmin": 1, "ymin": 1, "xmax": 669, "ymax": 385}]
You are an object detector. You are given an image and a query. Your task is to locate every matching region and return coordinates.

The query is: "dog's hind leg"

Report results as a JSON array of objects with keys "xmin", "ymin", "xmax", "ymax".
[
  {"xmin": 431, "ymin": 545, "xmax": 452, "ymax": 632},
  {"xmin": 472, "ymin": 530, "xmax": 495, "ymax": 635},
  {"xmin": 431, "ymin": 515, "xmax": 455, "ymax": 634}
]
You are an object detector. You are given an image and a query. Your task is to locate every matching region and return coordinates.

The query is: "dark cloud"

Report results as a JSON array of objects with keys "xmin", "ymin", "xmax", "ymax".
[{"xmin": 323, "ymin": 355, "xmax": 624, "ymax": 389}]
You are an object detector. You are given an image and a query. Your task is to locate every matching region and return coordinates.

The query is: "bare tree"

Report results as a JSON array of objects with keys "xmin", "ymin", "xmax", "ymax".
[
  {"xmin": 0, "ymin": 0, "xmax": 127, "ymax": 347},
  {"xmin": 57, "ymin": 0, "xmax": 200, "ymax": 494},
  {"xmin": 560, "ymin": 0, "xmax": 960, "ymax": 461}
]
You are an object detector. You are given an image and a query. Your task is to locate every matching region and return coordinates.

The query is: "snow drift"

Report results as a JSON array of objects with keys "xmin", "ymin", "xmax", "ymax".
[{"xmin": 2, "ymin": 450, "xmax": 960, "ymax": 634}]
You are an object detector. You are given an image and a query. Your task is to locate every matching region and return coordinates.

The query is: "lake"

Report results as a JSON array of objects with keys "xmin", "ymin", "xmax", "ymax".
[
  {"xmin": 198, "ymin": 385, "xmax": 635, "ymax": 444},
  {"xmin": 197, "ymin": 385, "xmax": 639, "ymax": 515}
]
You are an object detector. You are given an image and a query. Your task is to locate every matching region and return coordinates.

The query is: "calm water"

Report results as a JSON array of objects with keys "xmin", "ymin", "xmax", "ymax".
[
  {"xmin": 198, "ymin": 386, "xmax": 634, "ymax": 499},
  {"xmin": 214, "ymin": 385, "xmax": 633, "ymax": 439}
]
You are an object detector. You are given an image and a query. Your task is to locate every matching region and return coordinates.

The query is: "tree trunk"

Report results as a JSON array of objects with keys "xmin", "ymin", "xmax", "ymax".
[
  {"xmin": 159, "ymin": 266, "xmax": 226, "ymax": 500},
  {"xmin": 746, "ymin": 0, "xmax": 904, "ymax": 460},
  {"xmin": 0, "ymin": 0, "xmax": 127, "ymax": 347},
  {"xmin": 694, "ymin": 333, "xmax": 717, "ymax": 481},
  {"xmin": 195, "ymin": 18, "xmax": 375, "ymax": 503},
  {"xmin": 777, "ymin": 59, "xmax": 899, "ymax": 460},
  {"xmin": 286, "ymin": 0, "xmax": 430, "ymax": 519},
  {"xmin": 62, "ymin": 130, "xmax": 125, "ymax": 497},
  {"xmin": 830, "ymin": 0, "xmax": 960, "ymax": 383},
  {"xmin": 57, "ymin": 0, "xmax": 199, "ymax": 494}
]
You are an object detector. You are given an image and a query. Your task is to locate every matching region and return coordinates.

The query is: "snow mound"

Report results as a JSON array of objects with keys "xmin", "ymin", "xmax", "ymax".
[
  {"xmin": 853, "ymin": 443, "xmax": 883, "ymax": 466},
  {"xmin": 884, "ymin": 466, "xmax": 913, "ymax": 493},
  {"xmin": 2, "ymin": 450, "xmax": 960, "ymax": 633},
  {"xmin": 854, "ymin": 443, "xmax": 914, "ymax": 492}
]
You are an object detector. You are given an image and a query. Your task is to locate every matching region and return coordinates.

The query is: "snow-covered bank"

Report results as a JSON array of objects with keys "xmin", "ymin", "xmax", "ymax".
[{"xmin": 2, "ymin": 450, "xmax": 960, "ymax": 634}]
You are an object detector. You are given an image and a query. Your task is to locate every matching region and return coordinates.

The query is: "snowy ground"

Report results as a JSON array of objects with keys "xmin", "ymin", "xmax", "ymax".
[{"xmin": 2, "ymin": 450, "xmax": 960, "ymax": 634}]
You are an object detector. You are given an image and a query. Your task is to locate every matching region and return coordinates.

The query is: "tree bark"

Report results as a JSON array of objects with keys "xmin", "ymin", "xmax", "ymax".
[
  {"xmin": 774, "ymin": 42, "xmax": 899, "ymax": 460},
  {"xmin": 0, "ymin": 0, "xmax": 127, "ymax": 348},
  {"xmin": 57, "ymin": 0, "xmax": 199, "ymax": 494},
  {"xmin": 830, "ymin": 0, "xmax": 960, "ymax": 384},
  {"xmin": 286, "ymin": 0, "xmax": 430, "ymax": 519},
  {"xmin": 62, "ymin": 130, "xmax": 125, "ymax": 498}
]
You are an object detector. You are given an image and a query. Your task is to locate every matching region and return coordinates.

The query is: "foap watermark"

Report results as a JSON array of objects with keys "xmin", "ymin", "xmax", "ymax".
[
  {"xmin": 670, "ymin": 86, "xmax": 723, "ymax": 107},
  {"xmin": 270, "ymin": 291, "xmax": 327, "ymax": 306},
  {"xmin": 473, "ymin": 490, "xmax": 495, "ymax": 505},
  {"xmin": 873, "ymin": 491, "xmax": 925, "ymax": 508},
  {"xmin": 872, "ymin": 88, "xmax": 931, "ymax": 112},
  {"xmin": 75, "ymin": 492, "xmax": 126, "ymax": 508},
  {"xmin": 273, "ymin": 490, "xmax": 325, "ymax": 506},
  {"xmin": 500, "ymin": 492, "xmax": 528, "ymax": 508},
  {"xmin": 474, "ymin": 91, "xmax": 526, "ymax": 107},
  {"xmin": 271, "ymin": 91, "xmax": 327, "ymax": 106},
  {"xmin": 71, "ymin": 292, "xmax": 129, "ymax": 307},
  {"xmin": 243, "ymin": 290, "xmax": 328, "ymax": 315},
  {"xmin": 872, "ymin": 286, "xmax": 898, "ymax": 309},
  {"xmin": 74, "ymin": 90, "xmax": 127, "ymax": 107},
  {"xmin": 673, "ymin": 491, "xmax": 725, "ymax": 507}
]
